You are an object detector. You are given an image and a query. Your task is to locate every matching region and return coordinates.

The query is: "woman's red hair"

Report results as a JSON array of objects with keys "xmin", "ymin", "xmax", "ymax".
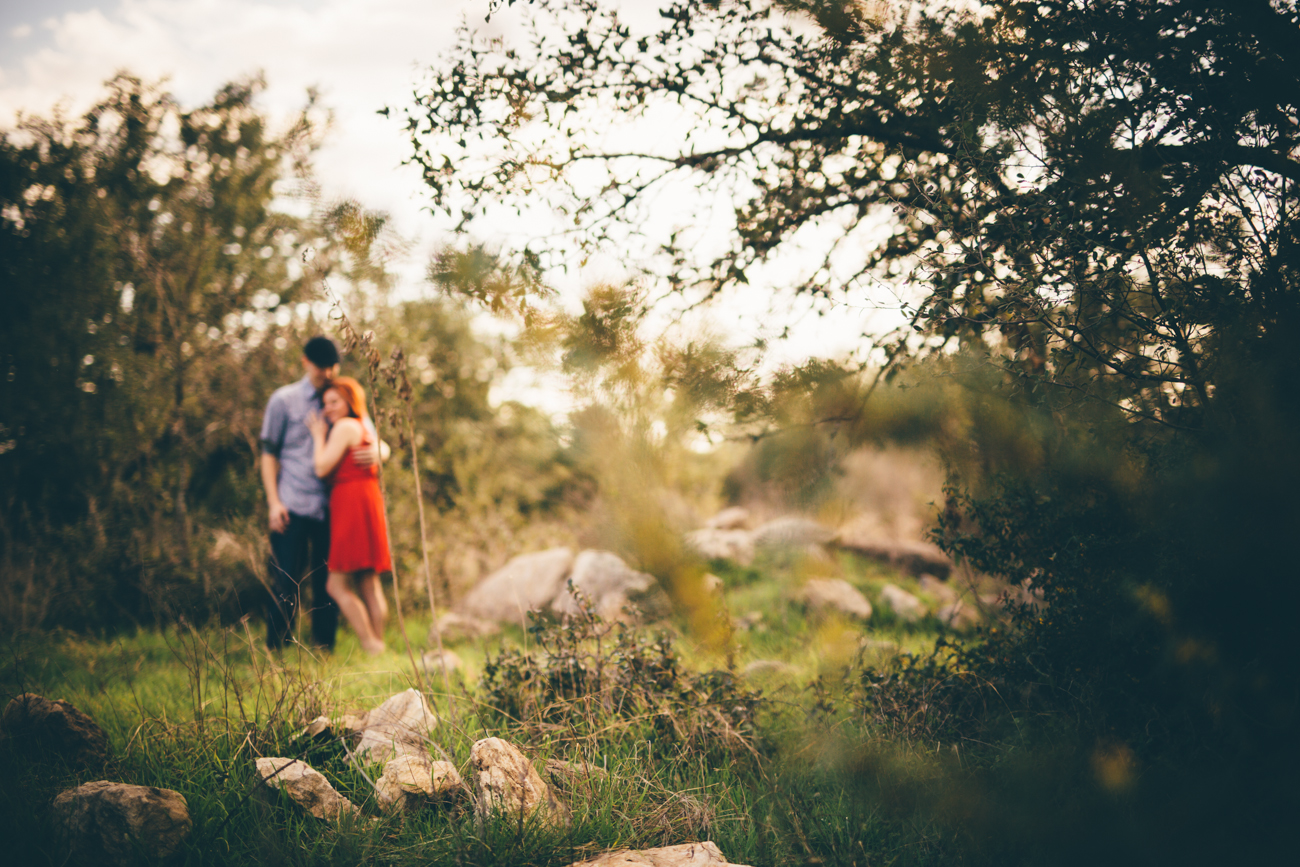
[{"xmin": 325, "ymin": 376, "xmax": 370, "ymax": 424}]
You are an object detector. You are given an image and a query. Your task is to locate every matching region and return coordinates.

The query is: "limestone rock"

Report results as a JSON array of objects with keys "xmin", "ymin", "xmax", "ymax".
[
  {"xmin": 833, "ymin": 530, "xmax": 952, "ymax": 579},
  {"xmin": 420, "ymin": 647, "xmax": 463, "ymax": 676},
  {"xmin": 703, "ymin": 573, "xmax": 724, "ymax": 595},
  {"xmin": 2, "ymin": 693, "xmax": 110, "ymax": 767},
  {"xmin": 460, "ymin": 547, "xmax": 575, "ymax": 626},
  {"xmin": 256, "ymin": 757, "xmax": 361, "ymax": 821},
  {"xmin": 752, "ymin": 516, "xmax": 836, "ymax": 552},
  {"xmin": 918, "ymin": 574, "xmax": 958, "ymax": 605},
  {"xmin": 375, "ymin": 754, "xmax": 466, "ymax": 813},
  {"xmin": 568, "ymin": 841, "xmax": 746, "ymax": 867},
  {"xmin": 705, "ymin": 507, "xmax": 751, "ymax": 530},
  {"xmin": 470, "ymin": 737, "xmax": 568, "ymax": 828},
  {"xmin": 338, "ymin": 710, "xmax": 370, "ymax": 743},
  {"xmin": 937, "ymin": 600, "xmax": 981, "ymax": 630},
  {"xmin": 879, "ymin": 584, "xmax": 926, "ymax": 622},
  {"xmin": 545, "ymin": 758, "xmax": 609, "ymax": 792},
  {"xmin": 293, "ymin": 715, "xmax": 334, "ymax": 743},
  {"xmin": 685, "ymin": 529, "xmax": 755, "ymax": 566},
  {"xmin": 52, "ymin": 780, "xmax": 191, "ymax": 866},
  {"xmin": 797, "ymin": 578, "xmax": 873, "ymax": 620},
  {"xmin": 859, "ymin": 637, "xmax": 901, "ymax": 657},
  {"xmin": 428, "ymin": 611, "xmax": 500, "ymax": 644},
  {"xmin": 354, "ymin": 688, "xmax": 438, "ymax": 765},
  {"xmin": 731, "ymin": 611, "xmax": 764, "ymax": 632},
  {"xmin": 552, "ymin": 550, "xmax": 671, "ymax": 622},
  {"xmin": 742, "ymin": 659, "xmax": 796, "ymax": 678}
]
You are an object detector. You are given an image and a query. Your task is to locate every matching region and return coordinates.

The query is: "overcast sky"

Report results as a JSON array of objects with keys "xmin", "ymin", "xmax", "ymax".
[{"xmin": 1, "ymin": 0, "xmax": 899, "ymax": 407}]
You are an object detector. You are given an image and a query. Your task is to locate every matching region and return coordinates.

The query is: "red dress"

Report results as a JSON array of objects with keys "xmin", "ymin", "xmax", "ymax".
[{"xmin": 327, "ymin": 431, "xmax": 392, "ymax": 573}]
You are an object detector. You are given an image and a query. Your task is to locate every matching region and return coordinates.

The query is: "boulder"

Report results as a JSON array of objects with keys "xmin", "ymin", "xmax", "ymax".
[
  {"xmin": 297, "ymin": 715, "xmax": 333, "ymax": 741},
  {"xmin": 354, "ymin": 688, "xmax": 438, "ymax": 765},
  {"xmin": 551, "ymin": 550, "xmax": 671, "ymax": 622},
  {"xmin": 752, "ymin": 516, "xmax": 836, "ymax": 551},
  {"xmin": 470, "ymin": 737, "xmax": 569, "ymax": 828},
  {"xmin": 731, "ymin": 611, "xmax": 765, "ymax": 632},
  {"xmin": 879, "ymin": 584, "xmax": 926, "ymax": 622},
  {"xmin": 545, "ymin": 758, "xmax": 609, "ymax": 792},
  {"xmin": 460, "ymin": 547, "xmax": 575, "ymax": 626},
  {"xmin": 375, "ymin": 754, "xmax": 466, "ymax": 813},
  {"xmin": 338, "ymin": 711, "xmax": 370, "ymax": 742},
  {"xmin": 684, "ymin": 529, "xmax": 755, "ymax": 566},
  {"xmin": 705, "ymin": 507, "xmax": 751, "ymax": 530},
  {"xmin": 833, "ymin": 531, "xmax": 952, "ymax": 579},
  {"xmin": 937, "ymin": 600, "xmax": 981, "ymax": 630},
  {"xmin": 703, "ymin": 573, "xmax": 724, "ymax": 595},
  {"xmin": 52, "ymin": 780, "xmax": 191, "ymax": 866},
  {"xmin": 2, "ymin": 693, "xmax": 110, "ymax": 767},
  {"xmin": 255, "ymin": 757, "xmax": 362, "ymax": 821},
  {"xmin": 741, "ymin": 659, "xmax": 796, "ymax": 678},
  {"xmin": 567, "ymin": 841, "xmax": 746, "ymax": 867},
  {"xmin": 797, "ymin": 578, "xmax": 873, "ymax": 620},
  {"xmin": 428, "ymin": 611, "xmax": 500, "ymax": 644},
  {"xmin": 420, "ymin": 647, "xmax": 463, "ymax": 676},
  {"xmin": 918, "ymin": 574, "xmax": 958, "ymax": 605}
]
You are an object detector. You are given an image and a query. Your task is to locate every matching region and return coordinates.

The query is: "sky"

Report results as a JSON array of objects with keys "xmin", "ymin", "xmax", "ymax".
[{"xmin": 0, "ymin": 0, "xmax": 902, "ymax": 410}]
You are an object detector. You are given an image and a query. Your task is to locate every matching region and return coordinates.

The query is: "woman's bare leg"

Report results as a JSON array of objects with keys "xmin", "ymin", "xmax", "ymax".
[
  {"xmin": 356, "ymin": 571, "xmax": 388, "ymax": 641},
  {"xmin": 326, "ymin": 571, "xmax": 384, "ymax": 655}
]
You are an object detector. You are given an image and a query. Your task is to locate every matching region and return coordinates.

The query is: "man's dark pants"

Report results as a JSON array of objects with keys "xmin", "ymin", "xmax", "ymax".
[{"xmin": 266, "ymin": 512, "xmax": 338, "ymax": 650}]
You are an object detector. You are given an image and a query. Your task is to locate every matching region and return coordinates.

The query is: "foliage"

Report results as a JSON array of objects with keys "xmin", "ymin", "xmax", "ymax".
[
  {"xmin": 411, "ymin": 0, "xmax": 1300, "ymax": 428},
  {"xmin": 0, "ymin": 75, "xmax": 580, "ymax": 633},
  {"xmin": 479, "ymin": 599, "xmax": 763, "ymax": 760},
  {"xmin": 408, "ymin": 3, "xmax": 1300, "ymax": 855},
  {"xmin": 0, "ymin": 75, "xmax": 343, "ymax": 630}
]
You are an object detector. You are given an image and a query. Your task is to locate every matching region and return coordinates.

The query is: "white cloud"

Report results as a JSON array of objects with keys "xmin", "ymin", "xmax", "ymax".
[
  {"xmin": 0, "ymin": 0, "xmax": 899, "ymax": 382},
  {"xmin": 0, "ymin": 0, "xmax": 487, "ymax": 244},
  {"xmin": 11, "ymin": 24, "xmax": 34, "ymax": 39}
]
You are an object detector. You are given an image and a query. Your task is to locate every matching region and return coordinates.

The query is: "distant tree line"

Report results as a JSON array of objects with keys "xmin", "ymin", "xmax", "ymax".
[{"xmin": 0, "ymin": 76, "xmax": 580, "ymax": 632}]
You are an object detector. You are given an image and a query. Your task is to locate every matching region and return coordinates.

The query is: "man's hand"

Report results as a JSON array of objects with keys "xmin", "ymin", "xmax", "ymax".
[
  {"xmin": 268, "ymin": 500, "xmax": 290, "ymax": 534},
  {"xmin": 261, "ymin": 452, "xmax": 289, "ymax": 533},
  {"xmin": 351, "ymin": 438, "xmax": 386, "ymax": 467}
]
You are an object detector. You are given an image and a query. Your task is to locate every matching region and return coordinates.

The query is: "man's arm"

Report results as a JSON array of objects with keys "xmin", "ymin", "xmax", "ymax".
[
  {"xmin": 351, "ymin": 416, "xmax": 390, "ymax": 467},
  {"xmin": 351, "ymin": 438, "xmax": 390, "ymax": 466},
  {"xmin": 261, "ymin": 452, "xmax": 290, "ymax": 534},
  {"xmin": 259, "ymin": 393, "xmax": 290, "ymax": 534}
]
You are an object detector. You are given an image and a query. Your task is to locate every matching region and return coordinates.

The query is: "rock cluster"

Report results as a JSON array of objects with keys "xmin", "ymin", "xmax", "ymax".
[
  {"xmin": 686, "ymin": 508, "xmax": 957, "ymax": 582},
  {"xmin": 797, "ymin": 578, "xmax": 874, "ymax": 621},
  {"xmin": 446, "ymin": 546, "xmax": 670, "ymax": 636},
  {"xmin": 19, "ymin": 691, "xmax": 748, "ymax": 867}
]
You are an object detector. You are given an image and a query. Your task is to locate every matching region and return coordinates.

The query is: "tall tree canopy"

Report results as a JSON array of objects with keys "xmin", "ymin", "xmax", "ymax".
[
  {"xmin": 408, "ymin": 1, "xmax": 1300, "ymax": 810},
  {"xmin": 407, "ymin": 0, "xmax": 1300, "ymax": 428}
]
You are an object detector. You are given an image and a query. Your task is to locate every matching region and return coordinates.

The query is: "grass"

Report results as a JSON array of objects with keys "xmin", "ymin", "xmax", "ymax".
[{"xmin": 0, "ymin": 552, "xmax": 990, "ymax": 867}]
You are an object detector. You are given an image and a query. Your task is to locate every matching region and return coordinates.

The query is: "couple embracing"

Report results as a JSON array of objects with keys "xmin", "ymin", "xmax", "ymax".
[{"xmin": 259, "ymin": 336, "xmax": 392, "ymax": 655}]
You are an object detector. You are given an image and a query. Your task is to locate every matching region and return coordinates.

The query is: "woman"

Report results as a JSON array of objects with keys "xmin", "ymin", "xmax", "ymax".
[{"xmin": 307, "ymin": 377, "xmax": 390, "ymax": 655}]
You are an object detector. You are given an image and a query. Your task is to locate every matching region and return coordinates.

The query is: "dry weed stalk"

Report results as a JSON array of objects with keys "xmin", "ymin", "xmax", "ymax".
[{"xmin": 315, "ymin": 274, "xmax": 458, "ymax": 724}]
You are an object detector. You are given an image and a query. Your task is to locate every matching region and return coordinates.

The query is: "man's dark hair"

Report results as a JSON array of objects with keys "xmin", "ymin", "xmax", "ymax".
[{"xmin": 303, "ymin": 335, "xmax": 340, "ymax": 368}]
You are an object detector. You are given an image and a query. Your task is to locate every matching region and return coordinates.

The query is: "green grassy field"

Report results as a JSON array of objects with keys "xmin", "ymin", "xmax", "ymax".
[{"xmin": 0, "ymin": 555, "xmax": 988, "ymax": 867}]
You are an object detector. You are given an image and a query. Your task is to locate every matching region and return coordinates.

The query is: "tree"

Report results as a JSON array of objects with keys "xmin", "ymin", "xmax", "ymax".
[
  {"xmin": 406, "ymin": 0, "xmax": 1300, "ymax": 429},
  {"xmin": 408, "ymin": 0, "xmax": 1300, "ymax": 792},
  {"xmin": 0, "ymin": 75, "xmax": 347, "ymax": 628}
]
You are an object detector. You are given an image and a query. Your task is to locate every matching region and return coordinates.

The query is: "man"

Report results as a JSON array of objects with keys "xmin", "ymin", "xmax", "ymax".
[{"xmin": 259, "ymin": 335, "xmax": 381, "ymax": 650}]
